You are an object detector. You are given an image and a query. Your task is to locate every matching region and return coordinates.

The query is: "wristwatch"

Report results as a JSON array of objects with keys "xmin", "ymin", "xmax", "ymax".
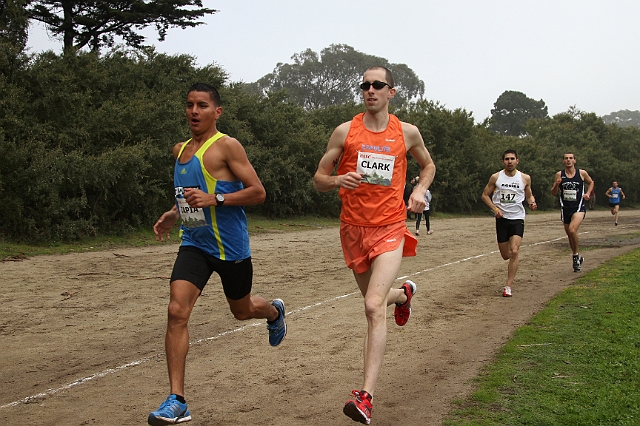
[{"xmin": 215, "ymin": 193, "xmax": 225, "ymax": 206}]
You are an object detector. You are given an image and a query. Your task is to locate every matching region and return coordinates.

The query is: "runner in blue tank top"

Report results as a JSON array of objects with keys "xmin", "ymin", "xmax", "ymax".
[
  {"xmin": 149, "ymin": 83, "xmax": 286, "ymax": 425},
  {"xmin": 605, "ymin": 181, "xmax": 626, "ymax": 226},
  {"xmin": 551, "ymin": 152, "xmax": 594, "ymax": 273}
]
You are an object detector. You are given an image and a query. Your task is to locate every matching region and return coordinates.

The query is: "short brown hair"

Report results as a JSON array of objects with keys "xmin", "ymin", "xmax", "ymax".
[{"xmin": 366, "ymin": 66, "xmax": 394, "ymax": 88}]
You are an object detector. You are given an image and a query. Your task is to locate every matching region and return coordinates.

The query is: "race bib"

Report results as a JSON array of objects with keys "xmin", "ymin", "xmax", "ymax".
[
  {"xmin": 611, "ymin": 193, "xmax": 619, "ymax": 199},
  {"xmin": 563, "ymin": 189, "xmax": 578, "ymax": 201},
  {"xmin": 499, "ymin": 189, "xmax": 517, "ymax": 204},
  {"xmin": 176, "ymin": 187, "xmax": 207, "ymax": 228},
  {"xmin": 357, "ymin": 152, "xmax": 395, "ymax": 186}
]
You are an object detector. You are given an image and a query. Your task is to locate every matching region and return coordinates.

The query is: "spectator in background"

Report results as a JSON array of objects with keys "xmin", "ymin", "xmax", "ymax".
[
  {"xmin": 404, "ymin": 178, "xmax": 414, "ymax": 220},
  {"xmin": 588, "ymin": 187, "xmax": 596, "ymax": 210},
  {"xmin": 415, "ymin": 182, "xmax": 433, "ymax": 236}
]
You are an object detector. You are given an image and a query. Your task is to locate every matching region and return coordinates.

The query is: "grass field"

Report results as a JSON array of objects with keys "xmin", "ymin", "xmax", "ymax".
[{"xmin": 445, "ymin": 248, "xmax": 640, "ymax": 425}]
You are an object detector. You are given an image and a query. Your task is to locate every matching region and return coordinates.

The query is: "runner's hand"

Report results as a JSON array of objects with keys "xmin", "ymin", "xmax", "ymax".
[
  {"xmin": 338, "ymin": 172, "xmax": 363, "ymax": 190},
  {"xmin": 184, "ymin": 188, "xmax": 213, "ymax": 208},
  {"xmin": 154, "ymin": 209, "xmax": 179, "ymax": 242},
  {"xmin": 408, "ymin": 192, "xmax": 426, "ymax": 213}
]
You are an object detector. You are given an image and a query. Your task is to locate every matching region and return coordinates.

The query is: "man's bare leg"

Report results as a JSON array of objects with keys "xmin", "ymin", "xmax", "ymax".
[{"xmin": 353, "ymin": 243, "xmax": 404, "ymax": 396}]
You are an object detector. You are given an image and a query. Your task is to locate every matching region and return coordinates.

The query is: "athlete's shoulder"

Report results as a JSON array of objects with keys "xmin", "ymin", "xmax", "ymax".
[
  {"xmin": 400, "ymin": 120, "xmax": 420, "ymax": 135},
  {"xmin": 333, "ymin": 121, "xmax": 353, "ymax": 138},
  {"xmin": 520, "ymin": 171, "xmax": 532, "ymax": 184},
  {"xmin": 172, "ymin": 140, "xmax": 188, "ymax": 159}
]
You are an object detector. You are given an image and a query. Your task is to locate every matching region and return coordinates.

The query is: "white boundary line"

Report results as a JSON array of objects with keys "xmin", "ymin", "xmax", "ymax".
[
  {"xmin": 0, "ymin": 231, "xmax": 589, "ymax": 409},
  {"xmin": 398, "ymin": 234, "xmax": 570, "ymax": 280}
]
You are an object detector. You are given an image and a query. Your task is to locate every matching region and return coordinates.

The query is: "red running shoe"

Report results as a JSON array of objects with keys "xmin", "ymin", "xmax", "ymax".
[
  {"xmin": 394, "ymin": 280, "xmax": 417, "ymax": 326},
  {"xmin": 343, "ymin": 390, "xmax": 372, "ymax": 424}
]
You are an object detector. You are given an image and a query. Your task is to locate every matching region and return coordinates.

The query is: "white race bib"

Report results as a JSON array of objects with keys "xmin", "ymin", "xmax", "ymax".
[
  {"xmin": 499, "ymin": 189, "xmax": 517, "ymax": 204},
  {"xmin": 357, "ymin": 152, "xmax": 395, "ymax": 186},
  {"xmin": 563, "ymin": 189, "xmax": 578, "ymax": 201},
  {"xmin": 175, "ymin": 187, "xmax": 207, "ymax": 228}
]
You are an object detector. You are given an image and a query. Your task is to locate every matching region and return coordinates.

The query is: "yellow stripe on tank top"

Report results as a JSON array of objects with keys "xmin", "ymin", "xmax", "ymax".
[{"xmin": 194, "ymin": 132, "xmax": 227, "ymax": 260}]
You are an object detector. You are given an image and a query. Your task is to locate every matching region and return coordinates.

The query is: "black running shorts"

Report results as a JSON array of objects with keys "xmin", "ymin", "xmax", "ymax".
[
  {"xmin": 170, "ymin": 246, "xmax": 253, "ymax": 300},
  {"xmin": 561, "ymin": 206, "xmax": 586, "ymax": 225},
  {"xmin": 495, "ymin": 218, "xmax": 525, "ymax": 243}
]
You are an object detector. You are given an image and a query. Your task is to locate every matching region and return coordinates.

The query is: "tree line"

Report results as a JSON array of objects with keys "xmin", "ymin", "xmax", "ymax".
[
  {"xmin": 2, "ymin": 47, "xmax": 638, "ymax": 243},
  {"xmin": 1, "ymin": 2, "xmax": 639, "ymax": 242}
]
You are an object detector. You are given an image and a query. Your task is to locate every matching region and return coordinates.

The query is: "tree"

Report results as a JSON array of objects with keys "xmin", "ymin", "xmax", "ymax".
[
  {"xmin": 0, "ymin": 0, "xmax": 29, "ymax": 76},
  {"xmin": 26, "ymin": 0, "xmax": 217, "ymax": 53},
  {"xmin": 397, "ymin": 100, "xmax": 499, "ymax": 213},
  {"xmin": 490, "ymin": 90, "xmax": 549, "ymax": 136},
  {"xmin": 602, "ymin": 109, "xmax": 640, "ymax": 128},
  {"xmin": 250, "ymin": 44, "xmax": 424, "ymax": 110}
]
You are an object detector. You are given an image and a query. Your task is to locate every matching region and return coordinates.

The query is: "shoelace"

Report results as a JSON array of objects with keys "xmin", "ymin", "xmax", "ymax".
[{"xmin": 159, "ymin": 398, "xmax": 181, "ymax": 413}]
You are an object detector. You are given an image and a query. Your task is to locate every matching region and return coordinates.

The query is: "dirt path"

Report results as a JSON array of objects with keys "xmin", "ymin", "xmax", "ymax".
[{"xmin": 2, "ymin": 209, "xmax": 639, "ymax": 425}]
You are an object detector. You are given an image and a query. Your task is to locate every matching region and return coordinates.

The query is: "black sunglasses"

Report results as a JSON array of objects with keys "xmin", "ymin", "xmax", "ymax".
[{"xmin": 359, "ymin": 80, "xmax": 392, "ymax": 90}]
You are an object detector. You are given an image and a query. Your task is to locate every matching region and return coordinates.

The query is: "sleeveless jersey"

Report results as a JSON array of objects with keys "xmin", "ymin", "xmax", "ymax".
[
  {"xmin": 174, "ymin": 132, "xmax": 250, "ymax": 261},
  {"xmin": 338, "ymin": 113, "xmax": 407, "ymax": 226},
  {"xmin": 609, "ymin": 187, "xmax": 622, "ymax": 204},
  {"xmin": 559, "ymin": 168, "xmax": 585, "ymax": 210},
  {"xmin": 492, "ymin": 170, "xmax": 526, "ymax": 220}
]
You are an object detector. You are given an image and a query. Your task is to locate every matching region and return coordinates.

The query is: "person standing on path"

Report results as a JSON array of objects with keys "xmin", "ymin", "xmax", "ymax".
[
  {"xmin": 551, "ymin": 152, "xmax": 594, "ymax": 272},
  {"xmin": 588, "ymin": 187, "xmax": 596, "ymax": 210},
  {"xmin": 404, "ymin": 178, "xmax": 414, "ymax": 220},
  {"xmin": 605, "ymin": 181, "xmax": 626, "ymax": 226},
  {"xmin": 148, "ymin": 83, "xmax": 286, "ymax": 425},
  {"xmin": 415, "ymin": 184, "xmax": 433, "ymax": 236},
  {"xmin": 313, "ymin": 66, "xmax": 435, "ymax": 425},
  {"xmin": 481, "ymin": 149, "xmax": 537, "ymax": 297}
]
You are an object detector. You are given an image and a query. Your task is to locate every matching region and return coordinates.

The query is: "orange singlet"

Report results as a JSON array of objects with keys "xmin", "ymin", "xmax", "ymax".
[
  {"xmin": 338, "ymin": 113, "xmax": 407, "ymax": 226},
  {"xmin": 337, "ymin": 113, "xmax": 417, "ymax": 273}
]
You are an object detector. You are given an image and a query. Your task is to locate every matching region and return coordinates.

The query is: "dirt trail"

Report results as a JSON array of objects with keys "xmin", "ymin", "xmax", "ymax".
[{"xmin": 1, "ymin": 209, "xmax": 639, "ymax": 425}]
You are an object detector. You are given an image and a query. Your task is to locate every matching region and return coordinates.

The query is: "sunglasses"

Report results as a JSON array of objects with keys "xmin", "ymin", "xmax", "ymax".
[{"xmin": 359, "ymin": 80, "xmax": 392, "ymax": 90}]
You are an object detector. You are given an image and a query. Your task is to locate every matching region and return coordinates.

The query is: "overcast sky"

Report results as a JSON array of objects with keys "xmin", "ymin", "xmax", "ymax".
[{"xmin": 27, "ymin": 0, "xmax": 640, "ymax": 122}]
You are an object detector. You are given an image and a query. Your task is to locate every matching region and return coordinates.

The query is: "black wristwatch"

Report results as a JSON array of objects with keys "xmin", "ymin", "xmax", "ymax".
[{"xmin": 215, "ymin": 193, "xmax": 225, "ymax": 206}]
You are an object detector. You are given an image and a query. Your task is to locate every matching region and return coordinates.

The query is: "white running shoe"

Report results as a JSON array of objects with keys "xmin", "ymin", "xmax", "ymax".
[{"xmin": 503, "ymin": 286, "xmax": 512, "ymax": 297}]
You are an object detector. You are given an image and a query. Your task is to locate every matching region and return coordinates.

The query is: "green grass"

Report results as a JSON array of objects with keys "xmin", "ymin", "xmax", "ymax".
[
  {"xmin": 445, "ymin": 248, "xmax": 640, "ymax": 426},
  {"xmin": 0, "ymin": 215, "xmax": 340, "ymax": 258}
]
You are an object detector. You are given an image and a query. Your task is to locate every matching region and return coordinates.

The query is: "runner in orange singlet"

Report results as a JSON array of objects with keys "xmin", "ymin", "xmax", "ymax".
[{"xmin": 314, "ymin": 66, "xmax": 436, "ymax": 425}]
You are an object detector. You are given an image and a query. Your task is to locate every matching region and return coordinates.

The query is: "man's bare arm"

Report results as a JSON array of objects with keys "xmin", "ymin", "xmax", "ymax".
[
  {"xmin": 313, "ymin": 122, "xmax": 362, "ymax": 192},
  {"xmin": 481, "ymin": 173, "xmax": 502, "ymax": 216},
  {"xmin": 403, "ymin": 122, "xmax": 436, "ymax": 212}
]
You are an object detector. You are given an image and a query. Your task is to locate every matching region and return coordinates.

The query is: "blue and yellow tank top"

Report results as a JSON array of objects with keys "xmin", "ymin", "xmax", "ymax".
[{"xmin": 174, "ymin": 132, "xmax": 250, "ymax": 261}]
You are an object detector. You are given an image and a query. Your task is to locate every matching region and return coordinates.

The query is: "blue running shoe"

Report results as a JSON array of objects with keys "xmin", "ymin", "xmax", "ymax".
[
  {"xmin": 267, "ymin": 299, "xmax": 287, "ymax": 346},
  {"xmin": 148, "ymin": 394, "xmax": 191, "ymax": 425}
]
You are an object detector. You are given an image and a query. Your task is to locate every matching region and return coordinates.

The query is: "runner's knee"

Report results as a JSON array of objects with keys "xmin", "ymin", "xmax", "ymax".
[
  {"xmin": 229, "ymin": 302, "xmax": 255, "ymax": 321},
  {"xmin": 230, "ymin": 309, "xmax": 251, "ymax": 321},
  {"xmin": 363, "ymin": 297, "xmax": 387, "ymax": 321},
  {"xmin": 167, "ymin": 300, "xmax": 191, "ymax": 324},
  {"xmin": 509, "ymin": 248, "xmax": 519, "ymax": 260}
]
